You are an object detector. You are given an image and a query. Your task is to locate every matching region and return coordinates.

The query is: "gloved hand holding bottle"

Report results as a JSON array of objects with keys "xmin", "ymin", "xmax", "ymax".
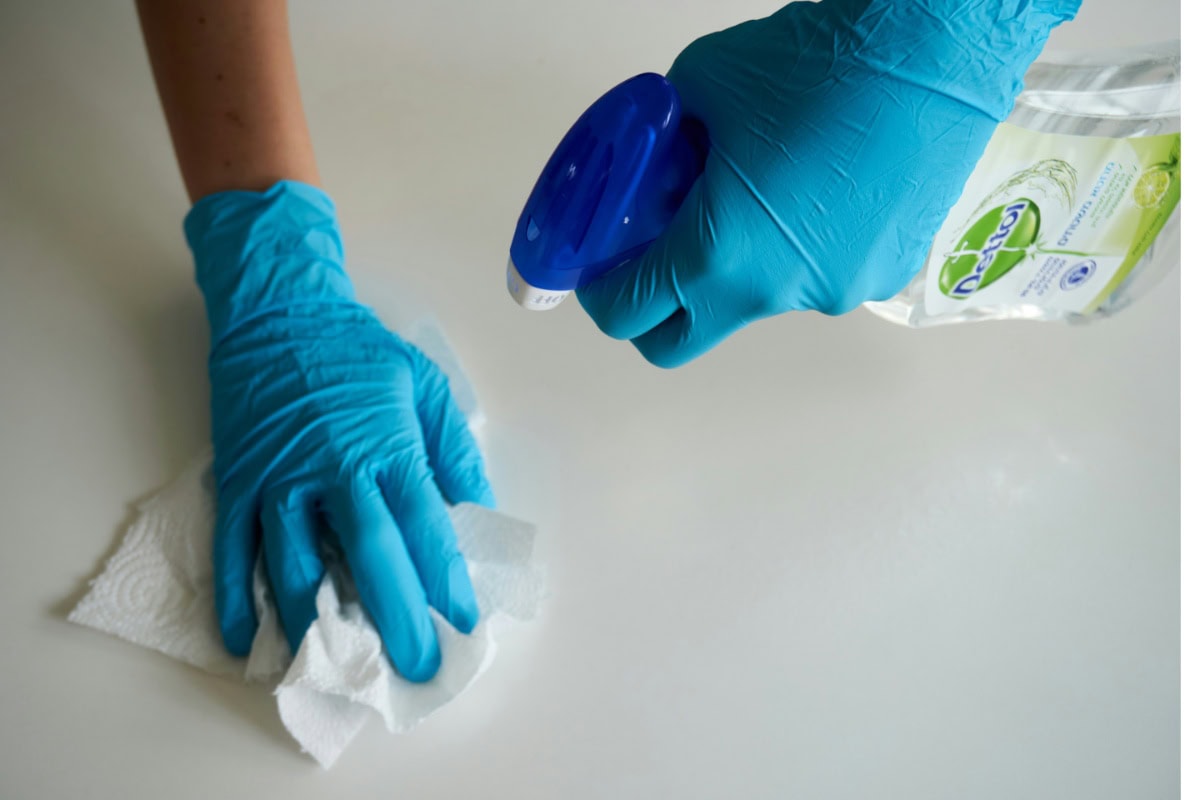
[
  {"xmin": 577, "ymin": 0, "xmax": 1082, "ymax": 367},
  {"xmin": 137, "ymin": 0, "xmax": 491, "ymax": 681}
]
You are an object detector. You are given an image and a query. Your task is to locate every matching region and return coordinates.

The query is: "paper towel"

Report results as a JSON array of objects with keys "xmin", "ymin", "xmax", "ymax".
[{"xmin": 68, "ymin": 321, "xmax": 544, "ymax": 768}]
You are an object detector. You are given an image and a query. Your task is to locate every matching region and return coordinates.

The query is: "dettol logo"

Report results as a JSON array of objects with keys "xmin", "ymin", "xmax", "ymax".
[{"xmin": 939, "ymin": 199, "xmax": 1040, "ymax": 299}]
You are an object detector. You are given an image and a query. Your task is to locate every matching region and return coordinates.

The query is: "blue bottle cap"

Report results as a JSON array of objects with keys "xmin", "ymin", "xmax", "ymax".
[{"xmin": 507, "ymin": 73, "xmax": 706, "ymax": 309}]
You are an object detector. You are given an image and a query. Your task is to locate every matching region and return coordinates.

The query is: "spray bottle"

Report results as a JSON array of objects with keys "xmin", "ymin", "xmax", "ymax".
[{"xmin": 507, "ymin": 42, "xmax": 1180, "ymax": 327}]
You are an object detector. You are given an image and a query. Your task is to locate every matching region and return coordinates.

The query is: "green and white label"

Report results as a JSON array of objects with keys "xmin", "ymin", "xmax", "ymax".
[{"xmin": 924, "ymin": 124, "xmax": 1181, "ymax": 316}]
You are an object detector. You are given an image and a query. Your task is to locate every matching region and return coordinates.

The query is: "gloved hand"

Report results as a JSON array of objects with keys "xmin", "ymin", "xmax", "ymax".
[
  {"xmin": 578, "ymin": 0, "xmax": 1080, "ymax": 367},
  {"xmin": 185, "ymin": 181, "xmax": 493, "ymax": 682}
]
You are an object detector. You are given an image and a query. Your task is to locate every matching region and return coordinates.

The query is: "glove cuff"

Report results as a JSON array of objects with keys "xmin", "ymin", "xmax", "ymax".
[{"xmin": 184, "ymin": 180, "xmax": 357, "ymax": 341}]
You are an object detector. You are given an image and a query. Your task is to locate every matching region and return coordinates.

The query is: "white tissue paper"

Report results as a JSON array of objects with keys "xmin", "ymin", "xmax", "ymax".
[{"xmin": 68, "ymin": 321, "xmax": 544, "ymax": 769}]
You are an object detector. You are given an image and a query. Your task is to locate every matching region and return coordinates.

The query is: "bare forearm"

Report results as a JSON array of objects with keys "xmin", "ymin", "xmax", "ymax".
[{"xmin": 136, "ymin": 0, "xmax": 320, "ymax": 202}]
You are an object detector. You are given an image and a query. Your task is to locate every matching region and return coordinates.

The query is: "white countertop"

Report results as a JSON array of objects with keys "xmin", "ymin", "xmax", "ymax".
[{"xmin": 0, "ymin": 1, "xmax": 1179, "ymax": 797}]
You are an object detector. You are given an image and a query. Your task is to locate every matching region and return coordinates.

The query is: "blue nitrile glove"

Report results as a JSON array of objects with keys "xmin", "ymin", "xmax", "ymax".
[
  {"xmin": 577, "ymin": 0, "xmax": 1080, "ymax": 367},
  {"xmin": 184, "ymin": 181, "xmax": 493, "ymax": 682}
]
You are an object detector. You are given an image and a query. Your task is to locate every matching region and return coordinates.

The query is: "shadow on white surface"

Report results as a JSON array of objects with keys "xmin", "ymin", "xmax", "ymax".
[{"xmin": 153, "ymin": 662, "xmax": 308, "ymax": 764}]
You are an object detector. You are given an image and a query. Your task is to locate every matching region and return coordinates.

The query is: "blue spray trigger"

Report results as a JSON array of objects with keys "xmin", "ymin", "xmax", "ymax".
[{"xmin": 507, "ymin": 73, "xmax": 708, "ymax": 309}]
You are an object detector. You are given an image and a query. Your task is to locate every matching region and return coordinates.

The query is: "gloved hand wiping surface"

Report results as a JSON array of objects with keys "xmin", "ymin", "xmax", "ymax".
[{"xmin": 186, "ymin": 180, "xmax": 494, "ymax": 682}]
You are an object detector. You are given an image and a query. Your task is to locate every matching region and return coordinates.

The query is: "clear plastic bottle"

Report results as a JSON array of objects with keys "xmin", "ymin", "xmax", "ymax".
[{"xmin": 865, "ymin": 40, "xmax": 1181, "ymax": 328}]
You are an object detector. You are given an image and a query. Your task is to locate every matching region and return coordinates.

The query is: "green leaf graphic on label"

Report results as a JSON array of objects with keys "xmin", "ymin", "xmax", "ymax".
[{"xmin": 939, "ymin": 199, "xmax": 1041, "ymax": 299}]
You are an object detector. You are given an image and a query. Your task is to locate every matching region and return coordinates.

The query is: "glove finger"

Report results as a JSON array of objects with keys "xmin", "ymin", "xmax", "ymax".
[
  {"xmin": 576, "ymin": 173, "xmax": 713, "ymax": 341},
  {"xmin": 411, "ymin": 354, "xmax": 495, "ymax": 508},
  {"xmin": 261, "ymin": 486, "xmax": 325, "ymax": 654},
  {"xmin": 324, "ymin": 476, "xmax": 441, "ymax": 682},
  {"xmin": 630, "ymin": 304, "xmax": 739, "ymax": 369},
  {"xmin": 213, "ymin": 497, "xmax": 259, "ymax": 657},
  {"xmin": 381, "ymin": 456, "xmax": 479, "ymax": 636}
]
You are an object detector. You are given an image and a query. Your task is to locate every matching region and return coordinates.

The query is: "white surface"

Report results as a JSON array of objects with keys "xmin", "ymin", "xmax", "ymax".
[{"xmin": 0, "ymin": 1, "xmax": 1180, "ymax": 798}]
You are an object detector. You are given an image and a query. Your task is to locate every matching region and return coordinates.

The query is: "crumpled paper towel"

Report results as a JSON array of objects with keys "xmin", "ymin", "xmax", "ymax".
[{"xmin": 68, "ymin": 321, "xmax": 544, "ymax": 768}]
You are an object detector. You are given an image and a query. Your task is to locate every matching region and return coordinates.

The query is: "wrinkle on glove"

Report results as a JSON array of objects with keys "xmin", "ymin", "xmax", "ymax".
[{"xmin": 577, "ymin": 0, "xmax": 1080, "ymax": 367}]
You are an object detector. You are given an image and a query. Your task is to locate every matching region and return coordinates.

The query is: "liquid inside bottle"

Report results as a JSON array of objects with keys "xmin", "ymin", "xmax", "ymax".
[{"xmin": 865, "ymin": 41, "xmax": 1181, "ymax": 328}]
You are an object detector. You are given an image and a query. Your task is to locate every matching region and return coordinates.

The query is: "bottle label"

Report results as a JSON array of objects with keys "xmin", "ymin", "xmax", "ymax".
[{"xmin": 923, "ymin": 123, "xmax": 1180, "ymax": 316}]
